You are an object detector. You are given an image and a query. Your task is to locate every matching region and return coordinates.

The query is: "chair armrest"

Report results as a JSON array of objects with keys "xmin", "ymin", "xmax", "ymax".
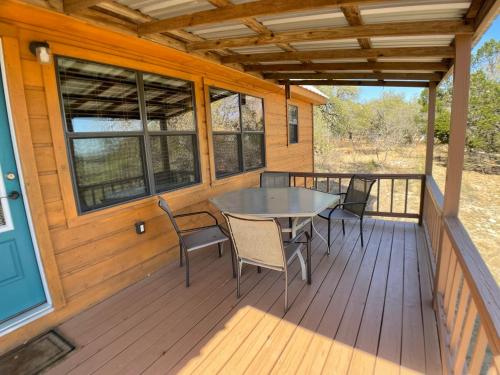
[
  {"xmin": 174, "ymin": 211, "xmax": 219, "ymax": 225},
  {"xmin": 341, "ymin": 201, "xmax": 366, "ymax": 206}
]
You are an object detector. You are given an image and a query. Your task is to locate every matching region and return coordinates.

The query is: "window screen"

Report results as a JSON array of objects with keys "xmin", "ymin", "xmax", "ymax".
[
  {"xmin": 288, "ymin": 104, "xmax": 299, "ymax": 144},
  {"xmin": 57, "ymin": 56, "xmax": 200, "ymax": 213},
  {"xmin": 209, "ymin": 87, "xmax": 265, "ymax": 178}
]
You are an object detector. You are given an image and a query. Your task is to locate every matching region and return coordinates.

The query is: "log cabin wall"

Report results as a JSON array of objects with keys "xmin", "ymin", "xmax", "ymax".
[{"xmin": 0, "ymin": 1, "xmax": 324, "ymax": 352}]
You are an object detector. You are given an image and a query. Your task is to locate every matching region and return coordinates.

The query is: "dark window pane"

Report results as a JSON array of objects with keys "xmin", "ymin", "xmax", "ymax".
[
  {"xmin": 150, "ymin": 135, "xmax": 199, "ymax": 192},
  {"xmin": 241, "ymin": 94, "xmax": 264, "ymax": 131},
  {"xmin": 289, "ymin": 125, "xmax": 298, "ymax": 144},
  {"xmin": 57, "ymin": 57, "xmax": 142, "ymax": 132},
  {"xmin": 71, "ymin": 137, "xmax": 148, "ymax": 212},
  {"xmin": 143, "ymin": 73, "xmax": 196, "ymax": 132},
  {"xmin": 288, "ymin": 105, "xmax": 298, "ymax": 143},
  {"xmin": 210, "ymin": 88, "xmax": 240, "ymax": 132},
  {"xmin": 243, "ymin": 133, "xmax": 264, "ymax": 169},
  {"xmin": 213, "ymin": 134, "xmax": 241, "ymax": 177}
]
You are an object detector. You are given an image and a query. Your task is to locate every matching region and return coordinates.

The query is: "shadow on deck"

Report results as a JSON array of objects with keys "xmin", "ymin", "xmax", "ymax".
[{"xmin": 47, "ymin": 218, "xmax": 441, "ymax": 375}]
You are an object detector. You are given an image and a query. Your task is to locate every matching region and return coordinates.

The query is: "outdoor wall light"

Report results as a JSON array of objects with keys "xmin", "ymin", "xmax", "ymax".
[{"xmin": 29, "ymin": 41, "xmax": 52, "ymax": 65}]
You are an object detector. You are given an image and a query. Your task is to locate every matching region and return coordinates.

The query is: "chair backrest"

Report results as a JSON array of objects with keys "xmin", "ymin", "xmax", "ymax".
[
  {"xmin": 158, "ymin": 197, "xmax": 182, "ymax": 240},
  {"xmin": 343, "ymin": 176, "xmax": 377, "ymax": 217},
  {"xmin": 260, "ymin": 172, "xmax": 290, "ymax": 188},
  {"xmin": 223, "ymin": 212, "xmax": 286, "ymax": 270}
]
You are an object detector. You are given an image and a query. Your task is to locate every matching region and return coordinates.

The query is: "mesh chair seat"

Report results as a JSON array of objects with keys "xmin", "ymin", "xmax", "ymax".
[
  {"xmin": 318, "ymin": 208, "xmax": 360, "ymax": 221},
  {"xmin": 182, "ymin": 226, "xmax": 229, "ymax": 252},
  {"xmin": 260, "ymin": 172, "xmax": 290, "ymax": 188}
]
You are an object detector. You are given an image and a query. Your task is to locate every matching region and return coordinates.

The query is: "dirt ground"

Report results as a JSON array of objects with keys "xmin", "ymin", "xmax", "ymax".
[{"xmin": 315, "ymin": 142, "xmax": 500, "ymax": 283}]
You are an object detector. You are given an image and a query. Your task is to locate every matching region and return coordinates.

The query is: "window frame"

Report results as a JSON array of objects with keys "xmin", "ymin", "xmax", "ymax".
[
  {"xmin": 209, "ymin": 86, "xmax": 266, "ymax": 179},
  {"xmin": 55, "ymin": 55, "xmax": 201, "ymax": 214},
  {"xmin": 288, "ymin": 104, "xmax": 299, "ymax": 144}
]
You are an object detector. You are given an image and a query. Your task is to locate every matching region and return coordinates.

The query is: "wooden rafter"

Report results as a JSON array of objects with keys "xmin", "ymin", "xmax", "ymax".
[
  {"xmin": 206, "ymin": 0, "xmax": 297, "ymax": 54},
  {"xmin": 137, "ymin": 0, "xmax": 402, "ymax": 35},
  {"xmin": 245, "ymin": 61, "xmax": 450, "ymax": 72},
  {"xmin": 264, "ymin": 72, "xmax": 443, "ymax": 81},
  {"xmin": 221, "ymin": 47, "xmax": 455, "ymax": 64},
  {"xmin": 63, "ymin": 0, "xmax": 110, "ymax": 13},
  {"xmin": 279, "ymin": 80, "xmax": 430, "ymax": 87},
  {"xmin": 341, "ymin": 5, "xmax": 372, "ymax": 50},
  {"xmin": 187, "ymin": 21, "xmax": 473, "ymax": 51},
  {"xmin": 465, "ymin": 0, "xmax": 484, "ymax": 19}
]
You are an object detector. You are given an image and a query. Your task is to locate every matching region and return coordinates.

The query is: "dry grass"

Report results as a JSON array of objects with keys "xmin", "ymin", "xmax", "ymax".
[{"xmin": 315, "ymin": 141, "xmax": 500, "ymax": 283}]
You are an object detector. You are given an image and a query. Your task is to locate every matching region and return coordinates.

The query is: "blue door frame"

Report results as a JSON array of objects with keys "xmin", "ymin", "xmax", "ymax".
[{"xmin": 0, "ymin": 49, "xmax": 48, "ymax": 325}]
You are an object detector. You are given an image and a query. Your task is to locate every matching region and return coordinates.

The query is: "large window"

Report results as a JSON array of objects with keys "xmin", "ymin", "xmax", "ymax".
[
  {"xmin": 288, "ymin": 104, "xmax": 299, "ymax": 144},
  {"xmin": 57, "ymin": 57, "xmax": 200, "ymax": 213},
  {"xmin": 209, "ymin": 87, "xmax": 265, "ymax": 178}
]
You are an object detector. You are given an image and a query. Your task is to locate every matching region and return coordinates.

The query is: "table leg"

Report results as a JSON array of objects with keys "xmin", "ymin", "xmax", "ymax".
[{"xmin": 307, "ymin": 235, "xmax": 311, "ymax": 284}]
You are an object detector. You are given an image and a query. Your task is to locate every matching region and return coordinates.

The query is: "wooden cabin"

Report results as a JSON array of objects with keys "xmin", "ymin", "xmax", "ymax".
[{"xmin": 0, "ymin": 0, "xmax": 498, "ymax": 374}]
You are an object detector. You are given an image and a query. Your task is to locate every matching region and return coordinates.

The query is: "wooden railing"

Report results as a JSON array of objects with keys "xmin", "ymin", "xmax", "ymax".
[
  {"xmin": 286, "ymin": 171, "xmax": 426, "ymax": 222},
  {"xmin": 423, "ymin": 175, "xmax": 500, "ymax": 374}
]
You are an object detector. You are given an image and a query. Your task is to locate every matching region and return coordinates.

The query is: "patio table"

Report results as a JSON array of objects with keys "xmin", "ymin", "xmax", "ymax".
[{"xmin": 210, "ymin": 187, "xmax": 340, "ymax": 283}]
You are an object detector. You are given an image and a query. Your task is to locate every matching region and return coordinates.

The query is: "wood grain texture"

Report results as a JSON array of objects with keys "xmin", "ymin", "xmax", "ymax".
[
  {"xmin": 188, "ymin": 21, "xmax": 473, "ymax": 51},
  {"xmin": 38, "ymin": 220, "xmax": 440, "ymax": 375},
  {"xmin": 0, "ymin": 1, "xmax": 321, "ymax": 353}
]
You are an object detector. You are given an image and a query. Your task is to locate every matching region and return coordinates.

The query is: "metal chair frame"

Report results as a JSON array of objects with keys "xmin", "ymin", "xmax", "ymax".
[
  {"xmin": 223, "ymin": 212, "xmax": 311, "ymax": 312},
  {"xmin": 318, "ymin": 175, "xmax": 376, "ymax": 248},
  {"xmin": 158, "ymin": 197, "xmax": 234, "ymax": 287}
]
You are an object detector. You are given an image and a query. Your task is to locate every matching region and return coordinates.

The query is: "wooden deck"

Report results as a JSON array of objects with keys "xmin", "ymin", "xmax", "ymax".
[{"xmin": 47, "ymin": 219, "xmax": 441, "ymax": 375}]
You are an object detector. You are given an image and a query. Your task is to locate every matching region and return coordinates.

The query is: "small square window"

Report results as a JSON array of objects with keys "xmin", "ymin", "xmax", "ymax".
[{"xmin": 288, "ymin": 105, "xmax": 299, "ymax": 144}]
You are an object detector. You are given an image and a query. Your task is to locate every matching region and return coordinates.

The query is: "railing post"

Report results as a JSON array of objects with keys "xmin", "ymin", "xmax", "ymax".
[
  {"xmin": 442, "ymin": 34, "xmax": 472, "ymax": 218},
  {"xmin": 425, "ymin": 82, "xmax": 437, "ymax": 176},
  {"xmin": 418, "ymin": 175, "xmax": 425, "ymax": 225}
]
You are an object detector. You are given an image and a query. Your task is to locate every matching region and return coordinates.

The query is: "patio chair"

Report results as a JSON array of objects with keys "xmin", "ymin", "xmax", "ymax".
[
  {"xmin": 158, "ymin": 197, "xmax": 233, "ymax": 287},
  {"xmin": 260, "ymin": 171, "xmax": 313, "ymax": 239},
  {"xmin": 318, "ymin": 176, "xmax": 376, "ymax": 248},
  {"xmin": 260, "ymin": 171, "xmax": 290, "ymax": 187},
  {"xmin": 223, "ymin": 212, "xmax": 310, "ymax": 312}
]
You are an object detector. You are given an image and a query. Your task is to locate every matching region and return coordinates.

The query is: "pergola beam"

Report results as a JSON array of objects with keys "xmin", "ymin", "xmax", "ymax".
[
  {"xmin": 64, "ymin": 0, "xmax": 111, "ymax": 13},
  {"xmin": 221, "ymin": 47, "xmax": 455, "ymax": 64},
  {"xmin": 279, "ymin": 80, "xmax": 430, "ymax": 87},
  {"xmin": 137, "ymin": 0, "xmax": 400, "ymax": 35},
  {"xmin": 187, "ymin": 21, "xmax": 473, "ymax": 51},
  {"xmin": 245, "ymin": 61, "xmax": 450, "ymax": 72},
  {"xmin": 264, "ymin": 72, "xmax": 443, "ymax": 81}
]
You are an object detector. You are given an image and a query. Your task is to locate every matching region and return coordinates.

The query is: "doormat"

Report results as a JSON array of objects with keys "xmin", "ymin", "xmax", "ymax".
[{"xmin": 0, "ymin": 330, "xmax": 74, "ymax": 374}]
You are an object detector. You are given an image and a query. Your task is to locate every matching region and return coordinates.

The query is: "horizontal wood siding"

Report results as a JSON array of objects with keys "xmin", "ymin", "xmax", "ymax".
[{"xmin": 0, "ymin": 1, "xmax": 324, "ymax": 353}]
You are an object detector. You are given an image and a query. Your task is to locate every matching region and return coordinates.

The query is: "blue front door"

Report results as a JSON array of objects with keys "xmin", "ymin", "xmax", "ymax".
[{"xmin": 0, "ymin": 64, "xmax": 47, "ymax": 323}]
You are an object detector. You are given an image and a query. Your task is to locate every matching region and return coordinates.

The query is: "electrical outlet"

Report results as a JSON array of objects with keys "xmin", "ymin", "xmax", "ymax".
[{"xmin": 135, "ymin": 221, "xmax": 145, "ymax": 234}]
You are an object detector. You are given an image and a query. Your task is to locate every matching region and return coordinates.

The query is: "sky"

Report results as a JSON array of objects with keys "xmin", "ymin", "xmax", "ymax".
[{"xmin": 357, "ymin": 15, "xmax": 500, "ymax": 102}]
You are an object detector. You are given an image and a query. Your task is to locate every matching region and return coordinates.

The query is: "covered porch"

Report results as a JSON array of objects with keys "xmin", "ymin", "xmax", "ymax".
[
  {"xmin": 49, "ymin": 218, "xmax": 440, "ymax": 375},
  {"xmin": 0, "ymin": 0, "xmax": 499, "ymax": 374}
]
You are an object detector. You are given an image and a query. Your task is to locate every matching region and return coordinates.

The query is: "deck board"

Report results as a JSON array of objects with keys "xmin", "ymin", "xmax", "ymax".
[{"xmin": 47, "ymin": 219, "xmax": 441, "ymax": 375}]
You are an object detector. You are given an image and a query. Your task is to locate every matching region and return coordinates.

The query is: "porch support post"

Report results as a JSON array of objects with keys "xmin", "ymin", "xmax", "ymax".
[
  {"xmin": 425, "ymin": 82, "xmax": 437, "ymax": 176},
  {"xmin": 442, "ymin": 34, "xmax": 472, "ymax": 217}
]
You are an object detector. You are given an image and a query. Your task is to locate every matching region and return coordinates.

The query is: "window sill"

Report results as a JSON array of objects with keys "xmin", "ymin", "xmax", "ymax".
[
  {"xmin": 210, "ymin": 168, "xmax": 265, "ymax": 188},
  {"xmin": 65, "ymin": 181, "xmax": 207, "ymax": 228}
]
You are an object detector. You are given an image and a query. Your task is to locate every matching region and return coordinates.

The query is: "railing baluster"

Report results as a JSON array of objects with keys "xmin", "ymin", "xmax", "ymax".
[
  {"xmin": 450, "ymin": 282, "xmax": 470, "ymax": 350},
  {"xmin": 404, "ymin": 178, "xmax": 409, "ymax": 213},
  {"xmin": 453, "ymin": 302, "xmax": 478, "ymax": 374},
  {"xmin": 294, "ymin": 176, "xmax": 296, "ymax": 187},
  {"xmin": 469, "ymin": 325, "xmax": 488, "ymax": 375},
  {"xmin": 376, "ymin": 179, "xmax": 380, "ymax": 212},
  {"xmin": 338, "ymin": 178, "xmax": 341, "ymax": 194},
  {"xmin": 446, "ymin": 269, "xmax": 463, "ymax": 328},
  {"xmin": 304, "ymin": 176, "xmax": 306, "ymax": 188},
  {"xmin": 390, "ymin": 178, "xmax": 394, "ymax": 213},
  {"xmin": 326, "ymin": 177, "xmax": 330, "ymax": 193}
]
